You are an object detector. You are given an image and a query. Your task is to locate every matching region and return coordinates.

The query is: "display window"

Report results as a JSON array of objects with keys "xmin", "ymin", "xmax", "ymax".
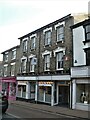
[
  {"xmin": 76, "ymin": 84, "xmax": 90, "ymax": 104},
  {"xmin": 9, "ymin": 83, "xmax": 16, "ymax": 96},
  {"xmin": 45, "ymin": 86, "xmax": 51, "ymax": 102}
]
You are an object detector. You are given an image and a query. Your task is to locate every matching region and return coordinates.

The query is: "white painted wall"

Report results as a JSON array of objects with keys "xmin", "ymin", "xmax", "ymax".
[{"xmin": 73, "ymin": 26, "xmax": 86, "ymax": 66}]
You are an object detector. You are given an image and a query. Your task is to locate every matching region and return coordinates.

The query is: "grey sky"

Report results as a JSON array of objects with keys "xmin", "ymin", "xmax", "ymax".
[{"xmin": 0, "ymin": 0, "xmax": 89, "ymax": 60}]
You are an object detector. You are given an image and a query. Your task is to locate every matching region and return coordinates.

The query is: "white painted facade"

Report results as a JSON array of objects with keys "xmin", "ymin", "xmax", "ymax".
[
  {"xmin": 73, "ymin": 26, "xmax": 86, "ymax": 66},
  {"xmin": 71, "ymin": 20, "xmax": 90, "ymax": 111}
]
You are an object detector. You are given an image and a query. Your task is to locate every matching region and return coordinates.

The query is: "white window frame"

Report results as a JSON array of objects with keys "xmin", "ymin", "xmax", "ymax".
[
  {"xmin": 56, "ymin": 52, "xmax": 64, "ymax": 70},
  {"xmin": 11, "ymin": 63, "xmax": 15, "ymax": 76},
  {"xmin": 44, "ymin": 30, "xmax": 51, "ymax": 46},
  {"xmin": 11, "ymin": 49, "xmax": 16, "ymax": 60},
  {"xmin": 30, "ymin": 57, "xmax": 35, "ymax": 72},
  {"xmin": 44, "ymin": 54, "xmax": 50, "ymax": 71},
  {"xmin": 22, "ymin": 38, "xmax": 28, "ymax": 52},
  {"xmin": 31, "ymin": 36, "xmax": 36, "ymax": 49},
  {"xmin": 56, "ymin": 25, "xmax": 64, "ymax": 42},
  {"xmin": 4, "ymin": 64, "xmax": 8, "ymax": 77},
  {"xmin": 21, "ymin": 59, "xmax": 26, "ymax": 73},
  {"xmin": 21, "ymin": 56, "xmax": 27, "ymax": 73},
  {"xmin": 4, "ymin": 52, "xmax": 8, "ymax": 62},
  {"xmin": 53, "ymin": 47, "xmax": 65, "ymax": 70},
  {"xmin": 28, "ymin": 54, "xmax": 36, "ymax": 72},
  {"xmin": 85, "ymin": 25, "xmax": 90, "ymax": 41}
]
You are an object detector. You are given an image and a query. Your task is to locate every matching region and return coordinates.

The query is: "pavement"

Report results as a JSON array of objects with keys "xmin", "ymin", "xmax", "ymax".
[{"xmin": 9, "ymin": 100, "xmax": 89, "ymax": 119}]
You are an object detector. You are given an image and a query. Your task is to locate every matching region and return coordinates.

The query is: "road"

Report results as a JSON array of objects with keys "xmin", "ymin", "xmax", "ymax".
[{"xmin": 5, "ymin": 103, "xmax": 77, "ymax": 119}]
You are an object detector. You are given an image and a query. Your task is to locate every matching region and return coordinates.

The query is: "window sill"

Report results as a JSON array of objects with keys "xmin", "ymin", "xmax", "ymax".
[
  {"xmin": 56, "ymin": 68, "xmax": 64, "ymax": 71},
  {"xmin": 11, "ymin": 58, "xmax": 16, "ymax": 60},
  {"xmin": 44, "ymin": 44, "xmax": 51, "ymax": 48},
  {"xmin": 83, "ymin": 40, "xmax": 90, "ymax": 44},
  {"xmin": 56, "ymin": 40, "xmax": 64, "ymax": 44}
]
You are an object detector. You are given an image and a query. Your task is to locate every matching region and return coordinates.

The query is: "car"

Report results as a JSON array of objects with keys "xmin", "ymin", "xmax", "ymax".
[{"xmin": 0, "ymin": 91, "xmax": 8, "ymax": 114}]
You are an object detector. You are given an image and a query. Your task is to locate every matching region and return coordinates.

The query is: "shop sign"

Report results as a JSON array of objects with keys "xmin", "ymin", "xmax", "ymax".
[
  {"xmin": 39, "ymin": 82, "xmax": 53, "ymax": 86},
  {"xmin": 58, "ymin": 81, "xmax": 70, "ymax": 85},
  {"xmin": 18, "ymin": 81, "xmax": 27, "ymax": 85},
  {"xmin": 1, "ymin": 77, "xmax": 16, "ymax": 82}
]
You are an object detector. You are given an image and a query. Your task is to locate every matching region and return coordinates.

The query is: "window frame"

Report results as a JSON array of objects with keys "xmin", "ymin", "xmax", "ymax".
[
  {"xmin": 44, "ymin": 54, "xmax": 50, "ymax": 71},
  {"xmin": 85, "ymin": 25, "xmax": 90, "ymax": 41},
  {"xmin": 21, "ymin": 59, "xmax": 26, "ymax": 73},
  {"xmin": 4, "ymin": 66, "xmax": 8, "ymax": 77},
  {"xmin": 4, "ymin": 53, "xmax": 8, "ymax": 62},
  {"xmin": 11, "ymin": 50, "xmax": 16, "ymax": 60},
  {"xmin": 44, "ymin": 30, "xmax": 51, "ymax": 46},
  {"xmin": 11, "ymin": 64, "xmax": 15, "ymax": 76},
  {"xmin": 56, "ymin": 52, "xmax": 64, "ymax": 70},
  {"xmin": 29, "ymin": 57, "xmax": 35, "ymax": 72},
  {"xmin": 31, "ymin": 36, "xmax": 36, "ymax": 50},
  {"xmin": 56, "ymin": 25, "xmax": 64, "ymax": 42},
  {"xmin": 23, "ymin": 40, "xmax": 27, "ymax": 52}
]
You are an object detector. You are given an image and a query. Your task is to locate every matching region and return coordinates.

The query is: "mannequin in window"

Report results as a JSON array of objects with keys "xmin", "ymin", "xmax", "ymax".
[{"xmin": 80, "ymin": 92, "xmax": 87, "ymax": 103}]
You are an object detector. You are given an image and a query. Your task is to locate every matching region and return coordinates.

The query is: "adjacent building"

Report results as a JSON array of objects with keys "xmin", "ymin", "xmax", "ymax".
[
  {"xmin": 71, "ymin": 18, "xmax": 90, "ymax": 111},
  {"xmin": 1, "ymin": 45, "xmax": 20, "ymax": 100}
]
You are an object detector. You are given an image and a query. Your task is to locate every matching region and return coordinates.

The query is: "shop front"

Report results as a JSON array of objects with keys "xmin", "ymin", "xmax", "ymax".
[
  {"xmin": 17, "ymin": 81, "xmax": 27, "ymax": 99},
  {"xmin": 72, "ymin": 79, "xmax": 90, "ymax": 111},
  {"xmin": 71, "ymin": 66, "xmax": 90, "ymax": 111},
  {"xmin": 2, "ymin": 77, "xmax": 16, "ymax": 101},
  {"xmin": 57, "ymin": 81, "xmax": 70, "ymax": 107},
  {"xmin": 17, "ymin": 79, "xmax": 36, "ymax": 101},
  {"xmin": 38, "ymin": 81, "xmax": 53, "ymax": 104}
]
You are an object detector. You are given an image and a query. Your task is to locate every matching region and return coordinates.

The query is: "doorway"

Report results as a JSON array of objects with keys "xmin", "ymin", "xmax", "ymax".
[{"xmin": 58, "ymin": 85, "xmax": 69, "ymax": 107}]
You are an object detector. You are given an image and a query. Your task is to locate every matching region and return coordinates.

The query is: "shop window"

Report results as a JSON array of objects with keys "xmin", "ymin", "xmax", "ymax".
[
  {"xmin": 22, "ymin": 85, "xmax": 26, "ymax": 98},
  {"xmin": 45, "ymin": 86, "xmax": 51, "ymax": 103},
  {"xmin": 76, "ymin": 84, "xmax": 90, "ymax": 104},
  {"xmin": 17, "ymin": 85, "xmax": 22, "ymax": 97},
  {"xmin": 38, "ymin": 86, "xmax": 44, "ymax": 101},
  {"xmin": 30, "ymin": 83, "xmax": 35, "ymax": 99},
  {"xmin": 9, "ymin": 83, "xmax": 16, "ymax": 96},
  {"xmin": 46, "ymin": 86, "xmax": 51, "ymax": 94}
]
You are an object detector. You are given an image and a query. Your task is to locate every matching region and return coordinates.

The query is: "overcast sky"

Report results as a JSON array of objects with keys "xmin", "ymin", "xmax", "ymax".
[{"xmin": 0, "ymin": 0, "xmax": 89, "ymax": 60}]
